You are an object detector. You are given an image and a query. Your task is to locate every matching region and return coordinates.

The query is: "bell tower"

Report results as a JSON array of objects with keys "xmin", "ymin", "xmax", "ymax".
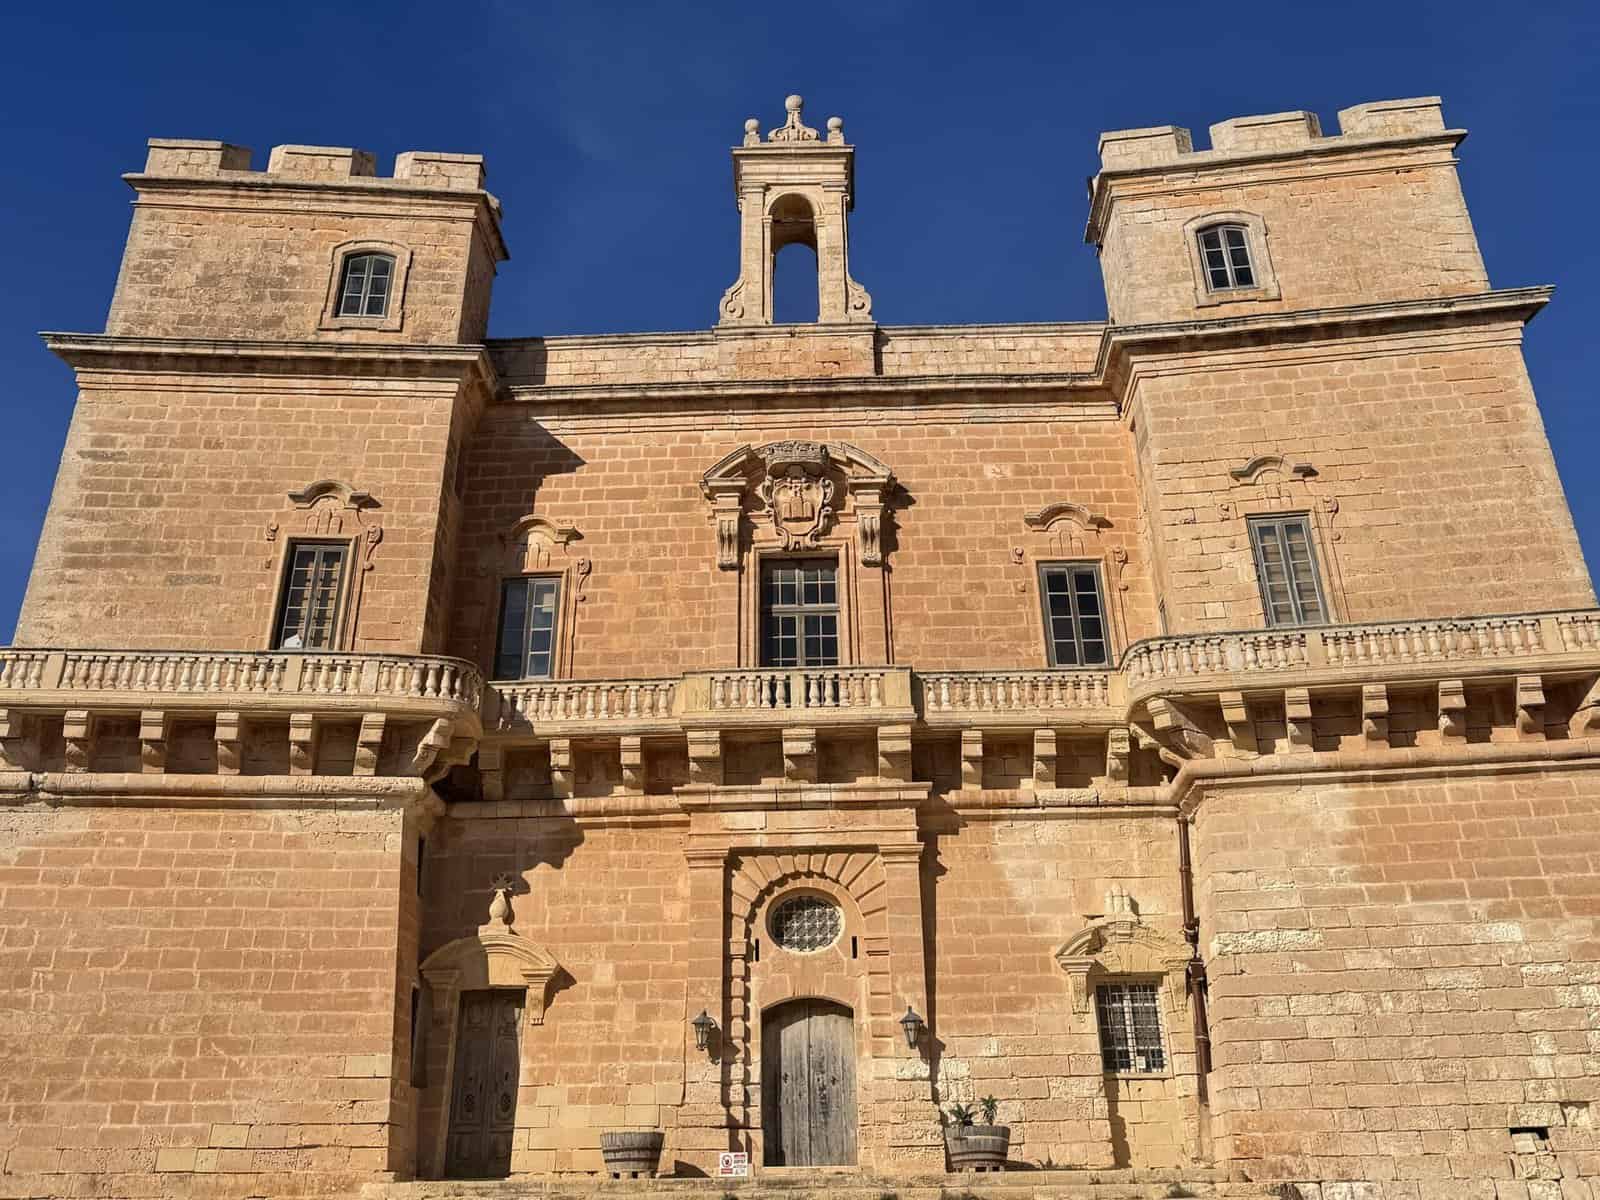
[{"xmin": 718, "ymin": 95, "xmax": 874, "ymax": 326}]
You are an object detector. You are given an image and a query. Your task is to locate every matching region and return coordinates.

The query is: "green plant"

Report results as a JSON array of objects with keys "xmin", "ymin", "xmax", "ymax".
[
  {"xmin": 979, "ymin": 1095, "xmax": 999, "ymax": 1125},
  {"xmin": 946, "ymin": 1101, "xmax": 976, "ymax": 1127}
]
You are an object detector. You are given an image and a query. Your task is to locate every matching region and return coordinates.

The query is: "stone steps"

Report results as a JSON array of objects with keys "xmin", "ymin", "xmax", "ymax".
[{"xmin": 361, "ymin": 1170, "xmax": 1287, "ymax": 1200}]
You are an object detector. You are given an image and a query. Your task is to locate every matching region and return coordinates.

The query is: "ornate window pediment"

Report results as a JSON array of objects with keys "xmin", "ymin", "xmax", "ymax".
[
  {"xmin": 1054, "ymin": 886, "xmax": 1192, "ymax": 1015},
  {"xmin": 700, "ymin": 440, "xmax": 893, "ymax": 569}
]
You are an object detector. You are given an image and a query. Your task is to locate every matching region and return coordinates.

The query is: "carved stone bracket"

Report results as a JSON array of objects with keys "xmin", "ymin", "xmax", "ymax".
[
  {"xmin": 356, "ymin": 713, "xmax": 386, "ymax": 776},
  {"xmin": 1105, "ymin": 728, "xmax": 1131, "ymax": 783},
  {"xmin": 413, "ymin": 717, "xmax": 474, "ymax": 782},
  {"xmin": 289, "ymin": 713, "xmax": 318, "ymax": 777},
  {"xmin": 140, "ymin": 710, "xmax": 169, "ymax": 775},
  {"xmin": 1146, "ymin": 697, "xmax": 1214, "ymax": 762},
  {"xmin": 63, "ymin": 710, "xmax": 93, "ymax": 774},
  {"xmin": 1571, "ymin": 678, "xmax": 1600, "ymax": 739},
  {"xmin": 1033, "ymin": 728, "xmax": 1057, "ymax": 789},
  {"xmin": 215, "ymin": 712, "xmax": 242, "ymax": 776},
  {"xmin": 1516, "ymin": 675, "xmax": 1546, "ymax": 741},
  {"xmin": 1362, "ymin": 684, "xmax": 1390, "ymax": 748},
  {"xmin": 1219, "ymin": 691, "xmax": 1255, "ymax": 755},
  {"xmin": 960, "ymin": 729, "xmax": 983, "ymax": 789},
  {"xmin": 1284, "ymin": 688, "xmax": 1314, "ymax": 752},
  {"xmin": 877, "ymin": 723, "xmax": 912, "ymax": 782},
  {"xmin": 0, "ymin": 709, "xmax": 39, "ymax": 772},
  {"xmin": 687, "ymin": 730, "xmax": 722, "ymax": 786},
  {"xmin": 1438, "ymin": 679, "xmax": 1467, "ymax": 743},
  {"xmin": 699, "ymin": 440, "xmax": 894, "ymax": 569},
  {"xmin": 782, "ymin": 726, "xmax": 817, "ymax": 783}
]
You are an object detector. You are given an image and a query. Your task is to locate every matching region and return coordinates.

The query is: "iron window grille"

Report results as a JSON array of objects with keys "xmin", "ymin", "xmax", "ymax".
[
  {"xmin": 335, "ymin": 252, "xmax": 396, "ymax": 318},
  {"xmin": 769, "ymin": 894, "xmax": 843, "ymax": 953},
  {"xmin": 1095, "ymin": 982, "xmax": 1166, "ymax": 1073},
  {"xmin": 1196, "ymin": 224, "xmax": 1256, "ymax": 291},
  {"xmin": 760, "ymin": 559, "xmax": 840, "ymax": 667},
  {"xmin": 495, "ymin": 577, "xmax": 562, "ymax": 679},
  {"xmin": 1248, "ymin": 514, "xmax": 1328, "ymax": 627},
  {"xmin": 273, "ymin": 541, "xmax": 349, "ymax": 650},
  {"xmin": 1039, "ymin": 563, "xmax": 1110, "ymax": 667}
]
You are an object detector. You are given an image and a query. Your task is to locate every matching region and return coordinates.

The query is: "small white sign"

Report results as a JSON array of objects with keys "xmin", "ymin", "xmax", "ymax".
[{"xmin": 717, "ymin": 1151, "xmax": 751, "ymax": 1178}]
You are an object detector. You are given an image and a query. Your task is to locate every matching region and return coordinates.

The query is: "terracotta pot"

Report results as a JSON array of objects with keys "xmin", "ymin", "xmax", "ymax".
[
  {"xmin": 946, "ymin": 1123, "xmax": 1010, "ymax": 1172},
  {"xmin": 599, "ymin": 1130, "xmax": 664, "ymax": 1179}
]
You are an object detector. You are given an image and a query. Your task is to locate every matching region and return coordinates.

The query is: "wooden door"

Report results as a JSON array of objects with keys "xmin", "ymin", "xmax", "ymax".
[
  {"xmin": 761, "ymin": 999, "xmax": 857, "ymax": 1166},
  {"xmin": 445, "ymin": 989, "xmax": 523, "ymax": 1178}
]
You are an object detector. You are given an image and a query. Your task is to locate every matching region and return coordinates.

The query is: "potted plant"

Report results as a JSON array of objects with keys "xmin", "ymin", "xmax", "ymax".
[
  {"xmin": 944, "ymin": 1095, "xmax": 1010, "ymax": 1172},
  {"xmin": 599, "ymin": 1129, "xmax": 664, "ymax": 1179}
]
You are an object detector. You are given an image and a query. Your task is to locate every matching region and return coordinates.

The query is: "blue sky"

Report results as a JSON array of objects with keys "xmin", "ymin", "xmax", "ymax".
[{"xmin": 1, "ymin": 0, "xmax": 1595, "ymax": 641}]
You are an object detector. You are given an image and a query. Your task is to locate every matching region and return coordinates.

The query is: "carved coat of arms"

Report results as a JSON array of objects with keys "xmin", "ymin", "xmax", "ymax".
[{"xmin": 755, "ymin": 442, "xmax": 835, "ymax": 549}]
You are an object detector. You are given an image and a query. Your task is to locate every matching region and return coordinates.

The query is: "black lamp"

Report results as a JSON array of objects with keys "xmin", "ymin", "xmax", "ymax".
[
  {"xmin": 899, "ymin": 1004, "xmax": 924, "ymax": 1049},
  {"xmin": 691, "ymin": 1009, "xmax": 717, "ymax": 1052}
]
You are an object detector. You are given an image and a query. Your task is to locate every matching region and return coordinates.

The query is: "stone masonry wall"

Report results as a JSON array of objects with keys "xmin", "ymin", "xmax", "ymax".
[
  {"xmin": 1125, "ymin": 324, "xmax": 1594, "ymax": 635},
  {"xmin": 1192, "ymin": 767, "xmax": 1600, "ymax": 1189},
  {"xmin": 452, "ymin": 400, "xmax": 1152, "ymax": 677},
  {"xmin": 0, "ymin": 799, "xmax": 410, "ymax": 1194},
  {"xmin": 16, "ymin": 374, "xmax": 471, "ymax": 655}
]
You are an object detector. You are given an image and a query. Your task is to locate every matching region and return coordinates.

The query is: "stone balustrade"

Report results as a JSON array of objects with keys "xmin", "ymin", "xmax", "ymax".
[
  {"xmin": 492, "ymin": 677, "xmax": 678, "ymax": 733},
  {"xmin": 919, "ymin": 669, "xmax": 1119, "ymax": 727},
  {"xmin": 0, "ymin": 647, "xmax": 483, "ymax": 715},
  {"xmin": 678, "ymin": 666, "xmax": 916, "ymax": 727}
]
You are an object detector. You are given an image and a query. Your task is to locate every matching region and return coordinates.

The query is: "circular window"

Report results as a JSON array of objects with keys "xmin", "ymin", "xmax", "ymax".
[{"xmin": 769, "ymin": 894, "xmax": 843, "ymax": 953}]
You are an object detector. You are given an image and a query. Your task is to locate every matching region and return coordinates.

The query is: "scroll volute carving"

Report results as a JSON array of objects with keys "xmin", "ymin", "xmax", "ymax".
[
  {"xmin": 262, "ymin": 480, "xmax": 384, "ymax": 651},
  {"xmin": 699, "ymin": 440, "xmax": 894, "ymax": 570}
]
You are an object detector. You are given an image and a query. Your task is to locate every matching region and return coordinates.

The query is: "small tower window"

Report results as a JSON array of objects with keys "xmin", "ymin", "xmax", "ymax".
[
  {"xmin": 273, "ymin": 541, "xmax": 350, "ymax": 650},
  {"xmin": 336, "ymin": 252, "xmax": 396, "ymax": 317},
  {"xmin": 1249, "ymin": 514, "xmax": 1328, "ymax": 627},
  {"xmin": 1196, "ymin": 224, "xmax": 1256, "ymax": 291}
]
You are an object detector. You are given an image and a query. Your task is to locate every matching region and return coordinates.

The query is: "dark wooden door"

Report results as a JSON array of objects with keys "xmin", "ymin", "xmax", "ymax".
[
  {"xmin": 761, "ymin": 999, "xmax": 857, "ymax": 1166},
  {"xmin": 445, "ymin": 989, "xmax": 523, "ymax": 1178}
]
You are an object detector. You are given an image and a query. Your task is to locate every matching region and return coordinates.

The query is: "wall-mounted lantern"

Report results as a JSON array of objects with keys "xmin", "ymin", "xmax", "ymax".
[
  {"xmin": 691, "ymin": 1009, "xmax": 718, "ymax": 1052},
  {"xmin": 899, "ymin": 1004, "xmax": 925, "ymax": 1049}
]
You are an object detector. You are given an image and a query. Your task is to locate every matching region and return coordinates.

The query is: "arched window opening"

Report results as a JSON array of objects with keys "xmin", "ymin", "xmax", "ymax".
[
  {"xmin": 770, "ymin": 193, "xmax": 819, "ymax": 323},
  {"xmin": 336, "ymin": 251, "xmax": 397, "ymax": 317}
]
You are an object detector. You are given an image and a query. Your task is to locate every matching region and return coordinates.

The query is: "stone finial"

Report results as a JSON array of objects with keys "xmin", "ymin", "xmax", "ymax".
[
  {"xmin": 826, "ymin": 116, "xmax": 844, "ymax": 145},
  {"xmin": 768, "ymin": 94, "xmax": 819, "ymax": 143},
  {"xmin": 486, "ymin": 873, "xmax": 517, "ymax": 929},
  {"xmin": 1105, "ymin": 884, "xmax": 1134, "ymax": 917},
  {"xmin": 743, "ymin": 118, "xmax": 761, "ymax": 147}
]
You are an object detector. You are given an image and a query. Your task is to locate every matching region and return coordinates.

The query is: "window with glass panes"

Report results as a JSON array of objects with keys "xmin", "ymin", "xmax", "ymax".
[
  {"xmin": 1039, "ymin": 564, "xmax": 1110, "ymax": 667},
  {"xmin": 495, "ymin": 577, "xmax": 561, "ymax": 679},
  {"xmin": 1095, "ymin": 982, "xmax": 1166, "ymax": 1073},
  {"xmin": 335, "ymin": 252, "xmax": 395, "ymax": 317},
  {"xmin": 273, "ymin": 542, "xmax": 349, "ymax": 650},
  {"xmin": 760, "ymin": 559, "xmax": 839, "ymax": 667},
  {"xmin": 1248, "ymin": 515, "xmax": 1327, "ymax": 627},
  {"xmin": 1197, "ymin": 224, "xmax": 1256, "ymax": 291}
]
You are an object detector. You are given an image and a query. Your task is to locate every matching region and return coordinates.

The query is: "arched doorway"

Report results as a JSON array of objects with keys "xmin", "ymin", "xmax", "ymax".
[{"xmin": 761, "ymin": 998, "xmax": 857, "ymax": 1166}]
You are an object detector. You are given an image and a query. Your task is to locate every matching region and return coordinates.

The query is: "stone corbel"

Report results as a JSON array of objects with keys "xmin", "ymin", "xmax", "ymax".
[
  {"xmin": 548, "ymin": 737, "xmax": 573, "ymax": 799},
  {"xmin": 139, "ymin": 710, "xmax": 169, "ymax": 775},
  {"xmin": 1362, "ymin": 684, "xmax": 1389, "ymax": 748},
  {"xmin": 1032, "ymin": 728, "xmax": 1057, "ymax": 789},
  {"xmin": 1284, "ymin": 688, "xmax": 1314, "ymax": 753},
  {"xmin": 62, "ymin": 710, "xmax": 93, "ymax": 774},
  {"xmin": 1516, "ymin": 675, "xmax": 1546, "ymax": 741},
  {"xmin": 413, "ymin": 717, "xmax": 474, "ymax": 781},
  {"xmin": 1438, "ymin": 680, "xmax": 1467, "ymax": 743},
  {"xmin": 355, "ymin": 713, "xmax": 387, "ymax": 776},
  {"xmin": 0, "ymin": 709, "xmax": 38, "ymax": 772},
  {"xmin": 783, "ymin": 727, "xmax": 817, "ymax": 783},
  {"xmin": 853, "ymin": 486, "xmax": 886, "ymax": 567},
  {"xmin": 877, "ymin": 724, "xmax": 912, "ymax": 783},
  {"xmin": 687, "ymin": 730, "xmax": 723, "ymax": 786},
  {"xmin": 620, "ymin": 736, "xmax": 643, "ymax": 792},
  {"xmin": 1147, "ymin": 697, "xmax": 1214, "ymax": 761},
  {"xmin": 708, "ymin": 485, "xmax": 744, "ymax": 571},
  {"xmin": 478, "ymin": 742, "xmax": 506, "ymax": 803},
  {"xmin": 1219, "ymin": 691, "xmax": 1255, "ymax": 755},
  {"xmin": 288, "ymin": 713, "xmax": 318, "ymax": 777},
  {"xmin": 1105, "ymin": 727, "xmax": 1131, "ymax": 783},
  {"xmin": 1570, "ymin": 678, "xmax": 1600, "ymax": 739},
  {"xmin": 960, "ymin": 729, "xmax": 983, "ymax": 789},
  {"xmin": 215, "ymin": 712, "xmax": 241, "ymax": 776}
]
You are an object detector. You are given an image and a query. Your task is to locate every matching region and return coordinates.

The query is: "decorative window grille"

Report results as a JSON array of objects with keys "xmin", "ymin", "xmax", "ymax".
[
  {"xmin": 1039, "ymin": 563, "xmax": 1110, "ymax": 666},
  {"xmin": 273, "ymin": 541, "xmax": 349, "ymax": 650},
  {"xmin": 1248, "ymin": 515, "xmax": 1328, "ymax": 627},
  {"xmin": 1095, "ymin": 982, "xmax": 1166, "ymax": 1073},
  {"xmin": 1196, "ymin": 224, "xmax": 1256, "ymax": 291},
  {"xmin": 495, "ymin": 577, "xmax": 562, "ymax": 679},
  {"xmin": 760, "ymin": 559, "xmax": 839, "ymax": 667},
  {"xmin": 336, "ymin": 252, "xmax": 396, "ymax": 317},
  {"xmin": 769, "ymin": 894, "xmax": 842, "ymax": 953}
]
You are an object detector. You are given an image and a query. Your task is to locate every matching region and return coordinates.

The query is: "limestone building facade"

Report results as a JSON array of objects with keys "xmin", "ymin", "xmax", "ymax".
[{"xmin": 2, "ymin": 94, "xmax": 1598, "ymax": 1199}]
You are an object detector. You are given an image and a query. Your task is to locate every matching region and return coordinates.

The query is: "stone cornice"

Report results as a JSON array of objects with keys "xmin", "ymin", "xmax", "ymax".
[
  {"xmin": 1083, "ymin": 128, "xmax": 1468, "ymax": 245},
  {"xmin": 41, "ymin": 332, "xmax": 498, "ymax": 391}
]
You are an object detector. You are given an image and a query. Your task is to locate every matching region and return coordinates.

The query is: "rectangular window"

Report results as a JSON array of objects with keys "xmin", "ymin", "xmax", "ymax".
[
  {"xmin": 1095, "ymin": 982, "xmax": 1166, "ymax": 1073},
  {"xmin": 337, "ymin": 252, "xmax": 394, "ymax": 318},
  {"xmin": 273, "ymin": 541, "xmax": 349, "ymax": 650},
  {"xmin": 1198, "ymin": 224, "xmax": 1256, "ymax": 290},
  {"xmin": 761, "ymin": 558, "xmax": 839, "ymax": 667},
  {"xmin": 495, "ymin": 577, "xmax": 561, "ymax": 679},
  {"xmin": 1039, "ymin": 563, "xmax": 1110, "ymax": 667},
  {"xmin": 1249, "ymin": 515, "xmax": 1327, "ymax": 627}
]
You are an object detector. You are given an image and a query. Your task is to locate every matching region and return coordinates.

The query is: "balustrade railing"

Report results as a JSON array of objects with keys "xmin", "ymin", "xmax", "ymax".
[
  {"xmin": 704, "ymin": 667, "xmax": 888, "ymax": 711},
  {"xmin": 921, "ymin": 670, "xmax": 1114, "ymax": 715},
  {"xmin": 493, "ymin": 678, "xmax": 677, "ymax": 729}
]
